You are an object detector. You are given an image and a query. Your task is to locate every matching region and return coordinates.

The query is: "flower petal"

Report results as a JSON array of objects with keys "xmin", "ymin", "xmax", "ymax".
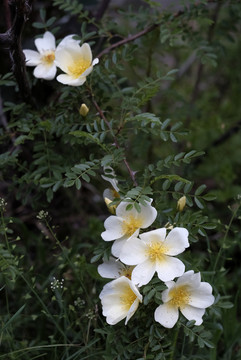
[
  {"xmin": 164, "ymin": 227, "xmax": 189, "ymax": 255},
  {"xmin": 23, "ymin": 50, "xmax": 41, "ymax": 66},
  {"xmin": 111, "ymin": 238, "xmax": 127, "ymax": 258},
  {"xmin": 56, "ymin": 74, "xmax": 87, "ymax": 86},
  {"xmin": 33, "ymin": 64, "xmax": 57, "ymax": 80},
  {"xmin": 180, "ymin": 305, "xmax": 206, "ymax": 325},
  {"xmin": 35, "ymin": 31, "xmax": 56, "ymax": 53},
  {"xmin": 131, "ymin": 260, "xmax": 156, "ymax": 286},
  {"xmin": 156, "ymin": 256, "xmax": 185, "ymax": 282},
  {"xmin": 93, "ymin": 58, "xmax": 99, "ymax": 65},
  {"xmin": 55, "ymin": 48, "xmax": 74, "ymax": 73},
  {"xmin": 78, "ymin": 43, "xmax": 92, "ymax": 65},
  {"xmin": 176, "ymin": 270, "xmax": 199, "ymax": 287},
  {"xmin": 101, "ymin": 216, "xmax": 125, "ymax": 241},
  {"xmin": 189, "ymin": 282, "xmax": 215, "ymax": 308},
  {"xmin": 98, "ymin": 257, "xmax": 124, "ymax": 279},
  {"xmin": 154, "ymin": 303, "xmax": 179, "ymax": 328},
  {"xmin": 139, "ymin": 228, "xmax": 166, "ymax": 244},
  {"xmin": 99, "ymin": 277, "xmax": 141, "ymax": 325},
  {"xmin": 125, "ymin": 297, "xmax": 140, "ymax": 324},
  {"xmin": 57, "ymin": 34, "xmax": 81, "ymax": 49},
  {"xmin": 119, "ymin": 237, "xmax": 147, "ymax": 265}
]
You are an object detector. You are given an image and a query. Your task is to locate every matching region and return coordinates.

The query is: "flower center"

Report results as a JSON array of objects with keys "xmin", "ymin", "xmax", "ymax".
[
  {"xmin": 42, "ymin": 51, "xmax": 55, "ymax": 65},
  {"xmin": 122, "ymin": 216, "xmax": 142, "ymax": 237},
  {"xmin": 147, "ymin": 241, "xmax": 168, "ymax": 262},
  {"xmin": 68, "ymin": 58, "xmax": 90, "ymax": 78},
  {"xmin": 168, "ymin": 285, "xmax": 190, "ymax": 308},
  {"xmin": 119, "ymin": 266, "xmax": 134, "ymax": 280},
  {"xmin": 120, "ymin": 286, "xmax": 137, "ymax": 310}
]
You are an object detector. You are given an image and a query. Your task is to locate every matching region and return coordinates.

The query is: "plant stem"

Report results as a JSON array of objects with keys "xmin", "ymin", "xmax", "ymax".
[
  {"xmin": 169, "ymin": 324, "xmax": 180, "ymax": 360},
  {"xmin": 87, "ymin": 85, "xmax": 138, "ymax": 186}
]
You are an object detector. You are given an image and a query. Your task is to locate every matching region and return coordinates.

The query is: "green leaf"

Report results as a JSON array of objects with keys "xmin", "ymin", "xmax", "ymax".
[
  {"xmin": 195, "ymin": 184, "xmax": 207, "ymax": 196},
  {"xmin": 75, "ymin": 178, "xmax": 81, "ymax": 190},
  {"xmin": 194, "ymin": 197, "xmax": 205, "ymax": 209},
  {"xmin": 1, "ymin": 304, "xmax": 26, "ymax": 333}
]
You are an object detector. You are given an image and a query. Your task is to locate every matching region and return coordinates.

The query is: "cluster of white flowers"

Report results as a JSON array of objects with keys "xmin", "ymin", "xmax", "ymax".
[
  {"xmin": 23, "ymin": 31, "xmax": 98, "ymax": 86},
  {"xmin": 98, "ymin": 186, "xmax": 214, "ymax": 328}
]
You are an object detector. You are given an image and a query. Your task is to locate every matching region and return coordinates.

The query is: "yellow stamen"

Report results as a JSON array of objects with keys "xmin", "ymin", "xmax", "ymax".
[
  {"xmin": 168, "ymin": 285, "xmax": 190, "ymax": 308},
  {"xmin": 42, "ymin": 51, "xmax": 55, "ymax": 65},
  {"xmin": 147, "ymin": 241, "xmax": 168, "ymax": 262},
  {"xmin": 120, "ymin": 286, "xmax": 137, "ymax": 310},
  {"xmin": 122, "ymin": 215, "xmax": 143, "ymax": 237},
  {"xmin": 68, "ymin": 58, "xmax": 90, "ymax": 78}
]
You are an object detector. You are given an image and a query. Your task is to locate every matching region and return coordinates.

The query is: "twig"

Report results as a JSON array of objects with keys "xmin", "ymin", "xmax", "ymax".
[
  {"xmin": 97, "ymin": 23, "xmax": 159, "ymax": 59},
  {"xmin": 190, "ymin": 2, "xmax": 222, "ymax": 104},
  {"xmin": 95, "ymin": 0, "xmax": 111, "ymax": 21},
  {"xmin": 0, "ymin": 0, "xmax": 35, "ymax": 106},
  {"xmin": 87, "ymin": 86, "xmax": 138, "ymax": 186}
]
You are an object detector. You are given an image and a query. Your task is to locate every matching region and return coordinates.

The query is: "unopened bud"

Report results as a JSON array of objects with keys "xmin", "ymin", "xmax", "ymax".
[
  {"xmin": 79, "ymin": 103, "xmax": 89, "ymax": 116},
  {"xmin": 104, "ymin": 197, "xmax": 117, "ymax": 214},
  {"xmin": 177, "ymin": 196, "xmax": 186, "ymax": 211}
]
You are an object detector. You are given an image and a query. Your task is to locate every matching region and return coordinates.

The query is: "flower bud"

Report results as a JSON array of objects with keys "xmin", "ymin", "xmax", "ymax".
[
  {"xmin": 79, "ymin": 103, "xmax": 89, "ymax": 116},
  {"xmin": 104, "ymin": 197, "xmax": 117, "ymax": 214},
  {"xmin": 177, "ymin": 196, "xmax": 186, "ymax": 211}
]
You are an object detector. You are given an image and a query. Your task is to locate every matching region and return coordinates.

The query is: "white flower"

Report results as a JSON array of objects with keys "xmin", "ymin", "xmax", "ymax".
[
  {"xmin": 98, "ymin": 257, "xmax": 134, "ymax": 280},
  {"xmin": 99, "ymin": 276, "xmax": 142, "ymax": 325},
  {"xmin": 23, "ymin": 31, "xmax": 57, "ymax": 80},
  {"xmin": 101, "ymin": 200, "xmax": 157, "ymax": 258},
  {"xmin": 55, "ymin": 42, "xmax": 99, "ymax": 86},
  {"xmin": 119, "ymin": 227, "xmax": 189, "ymax": 286},
  {"xmin": 154, "ymin": 271, "xmax": 215, "ymax": 328},
  {"xmin": 23, "ymin": 32, "xmax": 80, "ymax": 80}
]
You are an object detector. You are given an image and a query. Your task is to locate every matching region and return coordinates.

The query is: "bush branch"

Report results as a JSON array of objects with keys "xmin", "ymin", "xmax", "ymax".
[
  {"xmin": 87, "ymin": 86, "xmax": 138, "ymax": 186},
  {"xmin": 0, "ymin": 0, "xmax": 35, "ymax": 106}
]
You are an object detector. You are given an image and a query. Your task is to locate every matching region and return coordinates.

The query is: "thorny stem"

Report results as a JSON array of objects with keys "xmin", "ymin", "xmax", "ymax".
[
  {"xmin": 0, "ymin": 0, "xmax": 35, "ymax": 106},
  {"xmin": 97, "ymin": 23, "xmax": 159, "ymax": 59},
  {"xmin": 87, "ymin": 85, "xmax": 138, "ymax": 186}
]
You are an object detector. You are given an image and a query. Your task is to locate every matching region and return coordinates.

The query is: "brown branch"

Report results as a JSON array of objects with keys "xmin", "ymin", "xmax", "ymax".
[
  {"xmin": 87, "ymin": 87, "xmax": 138, "ymax": 186},
  {"xmin": 0, "ymin": 0, "xmax": 35, "ymax": 106},
  {"xmin": 97, "ymin": 23, "xmax": 159, "ymax": 59}
]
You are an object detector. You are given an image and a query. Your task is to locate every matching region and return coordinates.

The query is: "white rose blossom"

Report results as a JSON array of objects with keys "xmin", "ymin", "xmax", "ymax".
[
  {"xmin": 99, "ymin": 276, "xmax": 142, "ymax": 325},
  {"xmin": 154, "ymin": 271, "xmax": 215, "ymax": 328},
  {"xmin": 55, "ymin": 42, "xmax": 99, "ymax": 86},
  {"xmin": 119, "ymin": 227, "xmax": 189, "ymax": 286},
  {"xmin": 101, "ymin": 200, "xmax": 157, "ymax": 258},
  {"xmin": 23, "ymin": 32, "xmax": 80, "ymax": 80},
  {"xmin": 98, "ymin": 256, "xmax": 134, "ymax": 280}
]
